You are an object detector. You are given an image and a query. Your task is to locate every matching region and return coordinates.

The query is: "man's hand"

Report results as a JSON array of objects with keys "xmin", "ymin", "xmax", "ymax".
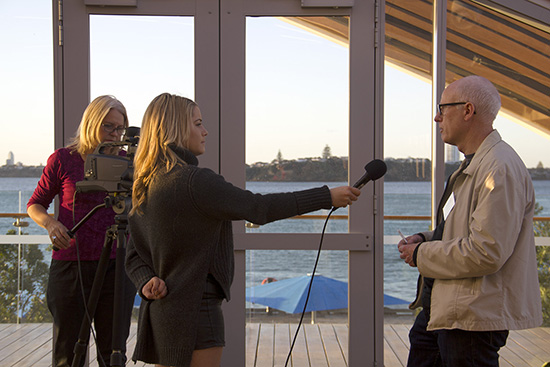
[{"xmin": 397, "ymin": 234, "xmax": 423, "ymax": 267}]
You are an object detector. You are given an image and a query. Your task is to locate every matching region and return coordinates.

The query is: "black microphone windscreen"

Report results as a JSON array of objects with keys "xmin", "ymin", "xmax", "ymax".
[{"xmin": 365, "ymin": 159, "xmax": 387, "ymax": 181}]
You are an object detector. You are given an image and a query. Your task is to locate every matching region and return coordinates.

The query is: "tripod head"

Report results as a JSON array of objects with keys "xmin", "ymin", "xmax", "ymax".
[
  {"xmin": 106, "ymin": 193, "xmax": 132, "ymax": 216},
  {"xmin": 65, "ymin": 193, "xmax": 130, "ymax": 241}
]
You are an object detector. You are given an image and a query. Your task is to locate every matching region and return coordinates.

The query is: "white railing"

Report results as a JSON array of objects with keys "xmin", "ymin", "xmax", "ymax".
[
  {"xmin": 0, "ymin": 235, "xmax": 50, "ymax": 244},
  {"xmin": 1, "ymin": 215, "xmax": 549, "ymax": 325}
]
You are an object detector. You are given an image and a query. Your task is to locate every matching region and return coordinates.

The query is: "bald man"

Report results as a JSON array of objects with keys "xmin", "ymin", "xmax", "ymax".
[{"xmin": 398, "ymin": 75, "xmax": 542, "ymax": 367}]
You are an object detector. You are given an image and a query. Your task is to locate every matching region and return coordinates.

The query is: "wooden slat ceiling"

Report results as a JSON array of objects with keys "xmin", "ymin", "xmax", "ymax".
[{"xmin": 289, "ymin": 0, "xmax": 550, "ymax": 138}]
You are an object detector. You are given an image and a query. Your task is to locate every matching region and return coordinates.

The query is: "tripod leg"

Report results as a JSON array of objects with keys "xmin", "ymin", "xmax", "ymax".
[
  {"xmin": 71, "ymin": 230, "xmax": 114, "ymax": 367},
  {"xmin": 109, "ymin": 221, "xmax": 130, "ymax": 367}
]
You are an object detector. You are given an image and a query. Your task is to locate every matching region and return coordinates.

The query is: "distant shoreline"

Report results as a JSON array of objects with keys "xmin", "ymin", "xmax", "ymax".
[
  {"xmin": 2, "ymin": 160, "xmax": 550, "ymax": 181},
  {"xmin": 0, "ymin": 166, "xmax": 44, "ymax": 178}
]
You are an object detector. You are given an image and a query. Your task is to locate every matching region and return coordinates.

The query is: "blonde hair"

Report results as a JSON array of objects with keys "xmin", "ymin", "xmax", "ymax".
[
  {"xmin": 67, "ymin": 95, "xmax": 129, "ymax": 156},
  {"xmin": 131, "ymin": 93, "xmax": 198, "ymax": 215}
]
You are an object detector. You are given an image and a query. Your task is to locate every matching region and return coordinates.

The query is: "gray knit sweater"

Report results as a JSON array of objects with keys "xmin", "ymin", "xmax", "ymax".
[{"xmin": 125, "ymin": 146, "xmax": 333, "ymax": 366}]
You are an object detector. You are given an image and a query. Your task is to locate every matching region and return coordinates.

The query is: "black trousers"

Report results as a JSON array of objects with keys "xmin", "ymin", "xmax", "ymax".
[
  {"xmin": 47, "ymin": 259, "xmax": 136, "ymax": 367},
  {"xmin": 408, "ymin": 309, "xmax": 509, "ymax": 367}
]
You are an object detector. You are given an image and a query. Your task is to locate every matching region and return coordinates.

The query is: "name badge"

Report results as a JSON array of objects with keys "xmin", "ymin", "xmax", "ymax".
[{"xmin": 443, "ymin": 193, "xmax": 455, "ymax": 220}]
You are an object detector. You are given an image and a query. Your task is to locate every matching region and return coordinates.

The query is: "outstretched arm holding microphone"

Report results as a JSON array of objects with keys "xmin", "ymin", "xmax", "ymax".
[{"xmin": 124, "ymin": 93, "xmax": 364, "ymax": 367}]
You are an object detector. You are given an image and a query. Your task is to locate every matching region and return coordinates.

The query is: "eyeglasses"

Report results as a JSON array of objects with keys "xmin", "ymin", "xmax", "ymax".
[
  {"xmin": 101, "ymin": 123, "xmax": 126, "ymax": 135},
  {"xmin": 437, "ymin": 102, "xmax": 474, "ymax": 115}
]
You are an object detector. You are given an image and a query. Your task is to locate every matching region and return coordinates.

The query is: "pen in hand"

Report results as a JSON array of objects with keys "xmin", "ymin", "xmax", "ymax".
[{"xmin": 398, "ymin": 229, "xmax": 408, "ymax": 243}]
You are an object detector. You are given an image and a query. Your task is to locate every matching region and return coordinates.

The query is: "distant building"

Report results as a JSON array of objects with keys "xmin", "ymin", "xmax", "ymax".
[
  {"xmin": 6, "ymin": 151, "xmax": 14, "ymax": 166},
  {"xmin": 445, "ymin": 144, "xmax": 460, "ymax": 163}
]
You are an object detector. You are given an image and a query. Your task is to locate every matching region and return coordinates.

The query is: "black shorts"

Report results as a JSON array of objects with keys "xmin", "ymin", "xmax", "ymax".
[{"xmin": 195, "ymin": 274, "xmax": 225, "ymax": 350}]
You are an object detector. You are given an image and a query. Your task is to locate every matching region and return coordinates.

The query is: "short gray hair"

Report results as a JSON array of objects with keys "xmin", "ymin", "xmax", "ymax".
[{"xmin": 454, "ymin": 75, "xmax": 501, "ymax": 122}]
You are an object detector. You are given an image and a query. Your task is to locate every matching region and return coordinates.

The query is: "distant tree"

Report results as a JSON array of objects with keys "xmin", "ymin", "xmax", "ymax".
[
  {"xmin": 322, "ymin": 145, "xmax": 332, "ymax": 160},
  {"xmin": 0, "ymin": 229, "xmax": 51, "ymax": 323},
  {"xmin": 535, "ymin": 203, "xmax": 550, "ymax": 326},
  {"xmin": 276, "ymin": 150, "xmax": 283, "ymax": 164}
]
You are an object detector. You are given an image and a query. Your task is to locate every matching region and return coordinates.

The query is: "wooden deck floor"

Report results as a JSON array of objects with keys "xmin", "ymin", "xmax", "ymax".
[{"xmin": 0, "ymin": 322, "xmax": 549, "ymax": 366}]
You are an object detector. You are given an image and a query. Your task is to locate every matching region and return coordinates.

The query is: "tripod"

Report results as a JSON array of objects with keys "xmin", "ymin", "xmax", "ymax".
[{"xmin": 67, "ymin": 194, "xmax": 133, "ymax": 367}]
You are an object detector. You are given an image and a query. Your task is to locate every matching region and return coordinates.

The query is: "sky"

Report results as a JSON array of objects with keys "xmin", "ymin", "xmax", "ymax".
[{"xmin": 1, "ymin": 1, "xmax": 549, "ymax": 169}]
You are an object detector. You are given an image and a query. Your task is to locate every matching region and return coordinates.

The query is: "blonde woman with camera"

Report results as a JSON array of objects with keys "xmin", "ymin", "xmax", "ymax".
[{"xmin": 27, "ymin": 95, "xmax": 136, "ymax": 367}]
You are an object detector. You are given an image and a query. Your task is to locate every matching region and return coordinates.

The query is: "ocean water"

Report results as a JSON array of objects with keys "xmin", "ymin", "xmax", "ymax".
[
  {"xmin": 0, "ymin": 177, "xmax": 46, "ymax": 235},
  {"xmin": 244, "ymin": 180, "xmax": 550, "ymax": 302},
  {"xmin": 1, "ymin": 177, "xmax": 550, "ymax": 303}
]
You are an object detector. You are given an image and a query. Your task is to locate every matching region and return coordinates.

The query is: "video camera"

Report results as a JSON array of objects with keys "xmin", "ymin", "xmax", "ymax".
[{"xmin": 76, "ymin": 126, "xmax": 140, "ymax": 194}]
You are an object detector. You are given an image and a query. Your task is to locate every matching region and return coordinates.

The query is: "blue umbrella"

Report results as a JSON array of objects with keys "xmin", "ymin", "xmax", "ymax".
[
  {"xmin": 246, "ymin": 275, "xmax": 409, "ymax": 314},
  {"xmin": 134, "ymin": 293, "xmax": 141, "ymax": 307},
  {"xmin": 246, "ymin": 275, "xmax": 347, "ymax": 314},
  {"xmin": 384, "ymin": 293, "xmax": 409, "ymax": 306}
]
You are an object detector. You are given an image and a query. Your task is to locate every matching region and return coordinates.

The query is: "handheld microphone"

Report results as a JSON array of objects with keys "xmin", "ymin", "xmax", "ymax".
[
  {"xmin": 285, "ymin": 159, "xmax": 386, "ymax": 365},
  {"xmin": 353, "ymin": 159, "xmax": 387, "ymax": 189}
]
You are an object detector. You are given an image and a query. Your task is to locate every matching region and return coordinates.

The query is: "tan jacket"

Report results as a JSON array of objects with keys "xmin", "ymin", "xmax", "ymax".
[{"xmin": 417, "ymin": 130, "xmax": 542, "ymax": 331}]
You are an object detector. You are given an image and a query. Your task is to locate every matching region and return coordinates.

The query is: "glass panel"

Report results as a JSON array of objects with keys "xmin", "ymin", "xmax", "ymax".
[
  {"xmin": 0, "ymin": 1, "xmax": 53, "ymax": 323},
  {"xmin": 90, "ymin": 15, "xmax": 195, "ymax": 127},
  {"xmin": 0, "ymin": 2, "xmax": 53, "ymax": 170},
  {"xmin": 245, "ymin": 16, "xmax": 350, "ymax": 234},
  {"xmin": 244, "ymin": 17, "xmax": 350, "ymax": 364},
  {"xmin": 0, "ymin": 180, "xmax": 52, "ymax": 324},
  {"xmin": 383, "ymin": 0, "xmax": 433, "ymax": 323},
  {"xmin": 246, "ymin": 250, "xmax": 348, "ymax": 362},
  {"xmin": 0, "ymin": 243, "xmax": 52, "ymax": 323},
  {"xmin": 447, "ymin": 0, "xmax": 550, "ymax": 329},
  {"xmin": 445, "ymin": 0, "xmax": 550, "ymax": 174}
]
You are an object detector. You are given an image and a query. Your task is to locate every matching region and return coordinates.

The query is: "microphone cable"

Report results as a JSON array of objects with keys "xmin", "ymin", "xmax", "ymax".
[{"xmin": 284, "ymin": 206, "xmax": 337, "ymax": 367}]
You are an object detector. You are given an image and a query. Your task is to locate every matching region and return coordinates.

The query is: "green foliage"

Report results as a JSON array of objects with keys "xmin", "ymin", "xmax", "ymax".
[
  {"xmin": 246, "ymin": 157, "xmax": 550, "ymax": 182},
  {"xmin": 535, "ymin": 203, "xmax": 550, "ymax": 326},
  {"xmin": 0, "ymin": 229, "xmax": 51, "ymax": 323},
  {"xmin": 247, "ymin": 156, "xmax": 348, "ymax": 182}
]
